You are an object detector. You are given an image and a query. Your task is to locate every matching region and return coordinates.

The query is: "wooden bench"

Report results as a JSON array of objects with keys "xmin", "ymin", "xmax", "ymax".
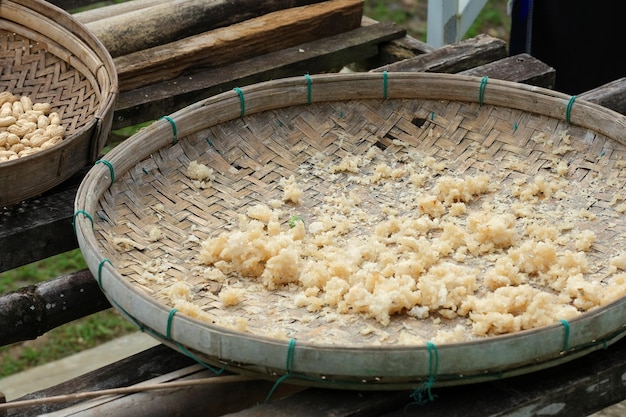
[{"xmin": 1, "ymin": 1, "xmax": 626, "ymax": 415}]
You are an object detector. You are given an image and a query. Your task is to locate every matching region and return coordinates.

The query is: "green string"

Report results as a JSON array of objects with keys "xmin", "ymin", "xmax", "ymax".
[
  {"xmin": 304, "ymin": 74, "xmax": 312, "ymax": 104},
  {"xmin": 159, "ymin": 116, "xmax": 178, "ymax": 144},
  {"xmin": 566, "ymin": 95, "xmax": 577, "ymax": 124},
  {"xmin": 72, "ymin": 210, "xmax": 93, "ymax": 234},
  {"xmin": 166, "ymin": 309, "xmax": 178, "ymax": 340},
  {"xmin": 264, "ymin": 338, "xmax": 297, "ymax": 403},
  {"xmin": 97, "ymin": 258, "xmax": 112, "ymax": 290},
  {"xmin": 383, "ymin": 71, "xmax": 388, "ymax": 100},
  {"xmin": 410, "ymin": 341, "xmax": 439, "ymax": 405},
  {"xmin": 234, "ymin": 87, "xmax": 245, "ymax": 117},
  {"xmin": 174, "ymin": 341, "xmax": 226, "ymax": 374},
  {"xmin": 479, "ymin": 76, "xmax": 489, "ymax": 106},
  {"xmin": 95, "ymin": 159, "xmax": 114, "ymax": 185},
  {"xmin": 560, "ymin": 319, "xmax": 571, "ymax": 352}
]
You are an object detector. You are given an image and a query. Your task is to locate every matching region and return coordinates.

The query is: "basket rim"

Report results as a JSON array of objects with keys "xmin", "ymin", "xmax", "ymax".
[
  {"xmin": 74, "ymin": 72, "xmax": 626, "ymax": 388},
  {"xmin": 0, "ymin": 0, "xmax": 118, "ymax": 206}
]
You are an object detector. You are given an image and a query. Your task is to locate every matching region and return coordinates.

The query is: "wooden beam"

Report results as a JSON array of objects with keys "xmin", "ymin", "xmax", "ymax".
[
  {"xmin": 219, "ymin": 336, "xmax": 626, "ymax": 417},
  {"xmin": 371, "ymin": 34, "xmax": 508, "ymax": 74},
  {"xmin": 114, "ymin": 0, "xmax": 364, "ymax": 91},
  {"xmin": 579, "ymin": 77, "xmax": 626, "ymax": 115},
  {"xmin": 78, "ymin": 0, "xmax": 327, "ymax": 57},
  {"xmin": 113, "ymin": 22, "xmax": 406, "ymax": 129},
  {"xmin": 0, "ymin": 169, "xmax": 85, "ymax": 273},
  {"xmin": 0, "ymin": 269, "xmax": 110, "ymax": 347},
  {"xmin": 459, "ymin": 53, "xmax": 556, "ymax": 89},
  {"xmin": 5, "ymin": 345, "xmax": 196, "ymax": 416}
]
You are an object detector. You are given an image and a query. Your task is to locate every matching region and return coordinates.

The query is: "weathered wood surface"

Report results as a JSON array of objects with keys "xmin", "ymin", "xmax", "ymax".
[
  {"xmin": 0, "ymin": 35, "xmax": 562, "ymax": 277},
  {"xmin": 349, "ymin": 16, "xmax": 434, "ymax": 71},
  {"xmin": 114, "ymin": 0, "xmax": 364, "ymax": 91},
  {"xmin": 33, "ymin": 370, "xmax": 305, "ymax": 417},
  {"xmin": 2, "ymin": 1, "xmax": 626, "ymax": 415},
  {"xmin": 222, "ymin": 335, "xmax": 626, "ymax": 417},
  {"xmin": 0, "ymin": 269, "xmax": 109, "ymax": 346},
  {"xmin": 5, "ymin": 344, "xmax": 197, "ymax": 416},
  {"xmin": 77, "ymin": 0, "xmax": 327, "ymax": 58},
  {"xmin": 372, "ymin": 33, "xmax": 508, "ymax": 74},
  {"xmin": 0, "ymin": 168, "xmax": 86, "ymax": 273},
  {"xmin": 113, "ymin": 21, "xmax": 406, "ymax": 129},
  {"xmin": 7, "ymin": 335, "xmax": 626, "ymax": 417},
  {"xmin": 579, "ymin": 77, "xmax": 626, "ymax": 115},
  {"xmin": 459, "ymin": 53, "xmax": 556, "ymax": 88}
]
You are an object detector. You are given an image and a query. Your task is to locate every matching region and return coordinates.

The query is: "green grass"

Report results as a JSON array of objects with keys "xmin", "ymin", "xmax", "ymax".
[
  {"xmin": 0, "ymin": 250, "xmax": 138, "ymax": 378},
  {"xmin": 0, "ymin": 249, "xmax": 86, "ymax": 294},
  {"xmin": 0, "ymin": 311, "xmax": 137, "ymax": 378}
]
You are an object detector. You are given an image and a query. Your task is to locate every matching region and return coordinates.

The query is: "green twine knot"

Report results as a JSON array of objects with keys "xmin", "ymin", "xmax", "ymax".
[
  {"xmin": 265, "ymin": 338, "xmax": 297, "ymax": 403},
  {"xmin": 410, "ymin": 341, "xmax": 439, "ymax": 405}
]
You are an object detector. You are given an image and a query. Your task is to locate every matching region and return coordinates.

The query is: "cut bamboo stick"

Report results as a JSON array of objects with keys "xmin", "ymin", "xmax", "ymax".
[{"xmin": 0, "ymin": 375, "xmax": 253, "ymax": 410}]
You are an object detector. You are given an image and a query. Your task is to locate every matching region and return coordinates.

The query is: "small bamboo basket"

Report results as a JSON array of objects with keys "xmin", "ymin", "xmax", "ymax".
[
  {"xmin": 0, "ymin": 0, "xmax": 117, "ymax": 207},
  {"xmin": 75, "ymin": 72, "xmax": 626, "ymax": 390}
]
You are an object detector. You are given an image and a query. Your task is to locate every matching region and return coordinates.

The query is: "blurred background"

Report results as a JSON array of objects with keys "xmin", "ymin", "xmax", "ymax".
[{"xmin": 364, "ymin": 0, "xmax": 510, "ymax": 45}]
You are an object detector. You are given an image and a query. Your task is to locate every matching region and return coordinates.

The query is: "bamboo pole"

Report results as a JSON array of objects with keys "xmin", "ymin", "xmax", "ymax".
[{"xmin": 0, "ymin": 375, "xmax": 253, "ymax": 411}]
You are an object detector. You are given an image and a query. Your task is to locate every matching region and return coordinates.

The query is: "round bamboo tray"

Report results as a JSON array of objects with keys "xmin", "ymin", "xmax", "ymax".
[
  {"xmin": 0, "ymin": 0, "xmax": 117, "ymax": 207},
  {"xmin": 75, "ymin": 72, "xmax": 626, "ymax": 390}
]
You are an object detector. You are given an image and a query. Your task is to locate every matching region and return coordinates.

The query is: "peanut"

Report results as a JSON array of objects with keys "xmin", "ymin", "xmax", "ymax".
[
  {"xmin": 9, "ymin": 120, "xmax": 37, "ymax": 137},
  {"xmin": 45, "ymin": 124, "xmax": 65, "ymax": 137},
  {"xmin": 40, "ymin": 136, "xmax": 62, "ymax": 149},
  {"xmin": 12, "ymin": 101, "xmax": 23, "ymax": 115},
  {"xmin": 18, "ymin": 148, "xmax": 38, "ymax": 158},
  {"xmin": 0, "ymin": 116, "xmax": 17, "ymax": 127},
  {"xmin": 20, "ymin": 111, "xmax": 41, "ymax": 124},
  {"xmin": 37, "ymin": 114, "xmax": 49, "ymax": 129},
  {"xmin": 32, "ymin": 102, "xmax": 51, "ymax": 114},
  {"xmin": 49, "ymin": 112, "xmax": 61, "ymax": 125},
  {"xmin": 29, "ymin": 133, "xmax": 49, "ymax": 147},
  {"xmin": 0, "ymin": 150, "xmax": 16, "ymax": 159},
  {"xmin": 23, "ymin": 128, "xmax": 44, "ymax": 140},
  {"xmin": 6, "ymin": 133, "xmax": 20, "ymax": 147},
  {"xmin": 0, "ymin": 91, "xmax": 65, "ymax": 162},
  {"xmin": 9, "ymin": 143, "xmax": 25, "ymax": 153},
  {"xmin": 0, "ymin": 102, "xmax": 13, "ymax": 117},
  {"xmin": 0, "ymin": 92, "xmax": 17, "ymax": 107},
  {"xmin": 20, "ymin": 96, "xmax": 33, "ymax": 112}
]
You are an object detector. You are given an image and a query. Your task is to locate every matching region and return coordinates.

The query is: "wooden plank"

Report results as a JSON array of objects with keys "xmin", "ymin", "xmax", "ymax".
[
  {"xmin": 579, "ymin": 77, "xmax": 626, "ymax": 115},
  {"xmin": 37, "ymin": 370, "xmax": 304, "ymax": 417},
  {"xmin": 113, "ymin": 21, "xmax": 406, "ymax": 129},
  {"xmin": 79, "ymin": 0, "xmax": 327, "ymax": 57},
  {"xmin": 224, "ymin": 336, "xmax": 626, "ymax": 417},
  {"xmin": 114, "ymin": 0, "xmax": 364, "ymax": 91},
  {"xmin": 224, "ymin": 386, "xmax": 412, "ymax": 417},
  {"xmin": 4, "ymin": 344, "xmax": 197, "ymax": 416},
  {"xmin": 0, "ymin": 168, "xmax": 87, "ymax": 273},
  {"xmin": 459, "ymin": 53, "xmax": 556, "ymax": 89},
  {"xmin": 0, "ymin": 269, "xmax": 109, "ymax": 347},
  {"xmin": 349, "ymin": 16, "xmax": 434, "ymax": 71},
  {"xmin": 371, "ymin": 34, "xmax": 508, "ymax": 74},
  {"xmin": 6, "ymin": 330, "xmax": 626, "ymax": 417}
]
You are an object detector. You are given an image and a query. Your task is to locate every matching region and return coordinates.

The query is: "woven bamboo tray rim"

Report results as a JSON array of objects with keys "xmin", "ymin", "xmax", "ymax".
[
  {"xmin": 75, "ymin": 72, "xmax": 626, "ymax": 389},
  {"xmin": 0, "ymin": 0, "xmax": 117, "ymax": 207}
]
